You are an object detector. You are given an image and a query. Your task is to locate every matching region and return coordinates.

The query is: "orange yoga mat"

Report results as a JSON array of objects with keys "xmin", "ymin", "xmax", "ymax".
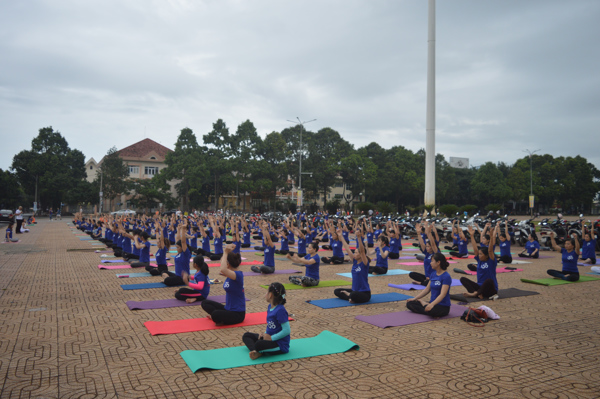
[{"xmin": 144, "ymin": 311, "xmax": 294, "ymax": 335}]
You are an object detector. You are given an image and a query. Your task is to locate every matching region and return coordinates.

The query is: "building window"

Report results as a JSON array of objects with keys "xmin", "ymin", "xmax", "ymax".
[
  {"xmin": 89, "ymin": 165, "xmax": 93, "ymax": 170},
  {"xmin": 334, "ymin": 194, "xmax": 343, "ymax": 199},
  {"xmin": 335, "ymin": 182, "xmax": 343, "ymax": 188},
  {"xmin": 346, "ymin": 183, "xmax": 353, "ymax": 190},
  {"xmin": 129, "ymin": 166, "xmax": 140, "ymax": 175},
  {"xmin": 145, "ymin": 166, "xmax": 158, "ymax": 176},
  {"xmin": 150, "ymin": 156, "xmax": 156, "ymax": 160}
]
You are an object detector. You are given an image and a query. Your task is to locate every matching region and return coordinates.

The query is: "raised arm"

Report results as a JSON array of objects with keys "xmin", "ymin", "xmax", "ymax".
[
  {"xmin": 356, "ymin": 228, "xmax": 368, "ymax": 265},
  {"xmin": 338, "ymin": 228, "xmax": 353, "ymax": 257},
  {"xmin": 488, "ymin": 225, "xmax": 498, "ymax": 261},
  {"xmin": 415, "ymin": 222, "xmax": 426, "ymax": 251},
  {"xmin": 468, "ymin": 225, "xmax": 479, "ymax": 257},
  {"xmin": 426, "ymin": 224, "xmax": 438, "ymax": 253}
]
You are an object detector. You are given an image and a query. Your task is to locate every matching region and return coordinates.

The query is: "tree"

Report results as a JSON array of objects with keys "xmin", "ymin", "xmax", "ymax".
[
  {"xmin": 129, "ymin": 177, "xmax": 175, "ymax": 213},
  {"xmin": 339, "ymin": 153, "xmax": 377, "ymax": 207},
  {"xmin": 98, "ymin": 146, "xmax": 130, "ymax": 211},
  {"xmin": 470, "ymin": 162, "xmax": 512, "ymax": 208},
  {"xmin": 163, "ymin": 128, "xmax": 208, "ymax": 210},
  {"xmin": 11, "ymin": 127, "xmax": 87, "ymax": 211},
  {"xmin": 0, "ymin": 169, "xmax": 25, "ymax": 209}
]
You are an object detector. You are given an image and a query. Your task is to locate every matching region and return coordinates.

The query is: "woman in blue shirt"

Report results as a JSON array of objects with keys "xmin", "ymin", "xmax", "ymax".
[
  {"xmin": 130, "ymin": 232, "xmax": 151, "ymax": 268},
  {"xmin": 334, "ymin": 228, "xmax": 371, "ymax": 303},
  {"xmin": 175, "ymin": 255, "xmax": 210, "ymax": 303},
  {"xmin": 547, "ymin": 232, "xmax": 581, "ymax": 281},
  {"xmin": 406, "ymin": 252, "xmax": 452, "ymax": 317},
  {"xmin": 147, "ymin": 223, "xmax": 171, "ymax": 276},
  {"xmin": 242, "ymin": 282, "xmax": 290, "ymax": 360},
  {"xmin": 251, "ymin": 221, "xmax": 277, "ymax": 274},
  {"xmin": 201, "ymin": 244, "xmax": 246, "ymax": 325},
  {"xmin": 580, "ymin": 226, "xmax": 597, "ymax": 265},
  {"xmin": 162, "ymin": 224, "xmax": 191, "ymax": 286},
  {"xmin": 409, "ymin": 223, "xmax": 440, "ymax": 286},
  {"xmin": 322, "ymin": 222, "xmax": 347, "ymax": 264},
  {"xmin": 460, "ymin": 224, "xmax": 499, "ymax": 300},
  {"xmin": 368, "ymin": 235, "xmax": 389, "ymax": 275},
  {"xmin": 448, "ymin": 220, "xmax": 469, "ymax": 259},
  {"xmin": 287, "ymin": 242, "xmax": 320, "ymax": 287},
  {"xmin": 518, "ymin": 233, "xmax": 540, "ymax": 258},
  {"xmin": 497, "ymin": 226, "xmax": 513, "ymax": 264}
]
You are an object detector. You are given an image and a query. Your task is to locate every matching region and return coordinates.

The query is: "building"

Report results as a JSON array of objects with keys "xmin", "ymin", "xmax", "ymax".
[
  {"xmin": 93, "ymin": 138, "xmax": 176, "ymax": 212},
  {"xmin": 84, "ymin": 158, "xmax": 98, "ymax": 183}
]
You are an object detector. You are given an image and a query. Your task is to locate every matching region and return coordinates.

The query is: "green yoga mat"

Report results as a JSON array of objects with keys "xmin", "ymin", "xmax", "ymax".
[
  {"xmin": 180, "ymin": 330, "xmax": 358, "ymax": 372},
  {"xmin": 520, "ymin": 275, "xmax": 600, "ymax": 286},
  {"xmin": 260, "ymin": 280, "xmax": 350, "ymax": 290}
]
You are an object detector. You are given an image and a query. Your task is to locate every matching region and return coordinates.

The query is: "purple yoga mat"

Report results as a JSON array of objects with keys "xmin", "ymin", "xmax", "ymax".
[
  {"xmin": 398, "ymin": 256, "xmax": 416, "ymax": 260},
  {"xmin": 242, "ymin": 269, "xmax": 301, "ymax": 276},
  {"xmin": 389, "ymin": 279, "xmax": 463, "ymax": 291},
  {"xmin": 126, "ymin": 295, "xmax": 247, "ymax": 310},
  {"xmin": 355, "ymin": 305, "xmax": 467, "ymax": 328}
]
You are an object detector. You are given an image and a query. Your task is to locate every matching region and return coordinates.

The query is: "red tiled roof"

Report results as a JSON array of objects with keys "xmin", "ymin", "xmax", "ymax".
[{"xmin": 116, "ymin": 138, "xmax": 172, "ymax": 160}]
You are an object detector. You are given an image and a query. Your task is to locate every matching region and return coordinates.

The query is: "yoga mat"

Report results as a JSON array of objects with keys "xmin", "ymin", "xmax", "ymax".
[
  {"xmin": 355, "ymin": 305, "xmax": 467, "ymax": 328},
  {"xmin": 101, "ymin": 258, "xmax": 170, "ymax": 263},
  {"xmin": 447, "ymin": 255, "xmax": 476, "ymax": 260},
  {"xmin": 450, "ymin": 288, "xmax": 540, "ymax": 302},
  {"xmin": 95, "ymin": 250, "xmax": 112, "ymax": 253},
  {"xmin": 337, "ymin": 269, "xmax": 410, "ymax": 278},
  {"xmin": 307, "ymin": 292, "xmax": 413, "ymax": 309},
  {"xmin": 459, "ymin": 267, "xmax": 524, "ymax": 276},
  {"xmin": 260, "ymin": 280, "xmax": 350, "ymax": 290},
  {"xmin": 205, "ymin": 260, "xmax": 263, "ymax": 267},
  {"xmin": 520, "ymin": 275, "xmax": 600, "ymax": 286},
  {"xmin": 79, "ymin": 238, "xmax": 93, "ymax": 240},
  {"xmin": 398, "ymin": 256, "xmax": 416, "ymax": 260},
  {"xmin": 505, "ymin": 260, "xmax": 531, "ymax": 265},
  {"xmin": 389, "ymin": 279, "xmax": 463, "ymax": 291},
  {"xmin": 116, "ymin": 272, "xmax": 153, "ymax": 278},
  {"xmin": 99, "ymin": 264, "xmax": 135, "ymax": 270},
  {"xmin": 121, "ymin": 282, "xmax": 183, "ymax": 290},
  {"xmin": 243, "ymin": 269, "xmax": 301, "ymax": 276},
  {"xmin": 180, "ymin": 330, "xmax": 358, "ymax": 372},
  {"xmin": 127, "ymin": 295, "xmax": 247, "ymax": 310},
  {"xmin": 145, "ymin": 311, "xmax": 294, "ymax": 335}
]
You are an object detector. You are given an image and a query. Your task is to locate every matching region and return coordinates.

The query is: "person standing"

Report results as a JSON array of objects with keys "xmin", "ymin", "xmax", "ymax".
[{"xmin": 15, "ymin": 206, "xmax": 23, "ymax": 234}]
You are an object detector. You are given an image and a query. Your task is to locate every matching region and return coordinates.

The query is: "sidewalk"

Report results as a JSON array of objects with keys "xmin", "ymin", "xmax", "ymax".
[{"xmin": 0, "ymin": 220, "xmax": 598, "ymax": 398}]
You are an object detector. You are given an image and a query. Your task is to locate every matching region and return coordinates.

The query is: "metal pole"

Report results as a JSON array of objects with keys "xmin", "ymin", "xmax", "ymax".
[
  {"xmin": 523, "ymin": 149, "xmax": 540, "ymax": 217},
  {"xmin": 99, "ymin": 168, "xmax": 103, "ymax": 214},
  {"xmin": 424, "ymin": 0, "xmax": 436, "ymax": 206},
  {"xmin": 287, "ymin": 117, "xmax": 316, "ymax": 226}
]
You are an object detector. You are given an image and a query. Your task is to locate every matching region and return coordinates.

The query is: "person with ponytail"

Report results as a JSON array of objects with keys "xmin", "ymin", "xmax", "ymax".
[
  {"xmin": 334, "ymin": 228, "xmax": 371, "ymax": 304},
  {"xmin": 147, "ymin": 222, "xmax": 171, "ymax": 276},
  {"xmin": 368, "ymin": 235, "xmax": 389, "ymax": 275},
  {"xmin": 287, "ymin": 241, "xmax": 320, "ymax": 287},
  {"xmin": 201, "ymin": 244, "xmax": 246, "ymax": 325},
  {"xmin": 459, "ymin": 224, "xmax": 499, "ymax": 300},
  {"xmin": 242, "ymin": 282, "xmax": 290, "ymax": 360},
  {"xmin": 406, "ymin": 252, "xmax": 452, "ymax": 317},
  {"xmin": 161, "ymin": 223, "xmax": 191, "ymax": 286},
  {"xmin": 409, "ymin": 223, "xmax": 441, "ymax": 286},
  {"xmin": 175, "ymin": 255, "xmax": 210, "ymax": 303},
  {"xmin": 448, "ymin": 220, "xmax": 469, "ymax": 259}
]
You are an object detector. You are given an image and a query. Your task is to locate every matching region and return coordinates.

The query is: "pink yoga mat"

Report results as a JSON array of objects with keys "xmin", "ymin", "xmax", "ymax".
[
  {"xmin": 144, "ymin": 311, "xmax": 294, "ymax": 335},
  {"xmin": 399, "ymin": 261, "xmax": 458, "ymax": 266},
  {"xmin": 462, "ymin": 267, "xmax": 524, "ymax": 275},
  {"xmin": 97, "ymin": 263, "xmax": 173, "ymax": 270},
  {"xmin": 355, "ymin": 305, "xmax": 467, "ymax": 328}
]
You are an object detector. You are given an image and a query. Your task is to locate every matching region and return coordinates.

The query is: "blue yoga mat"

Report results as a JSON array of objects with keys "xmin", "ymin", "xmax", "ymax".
[
  {"xmin": 121, "ymin": 282, "xmax": 182, "ymax": 290},
  {"xmin": 337, "ymin": 269, "xmax": 410, "ymax": 279},
  {"xmin": 306, "ymin": 292, "xmax": 413, "ymax": 309},
  {"xmin": 117, "ymin": 272, "xmax": 153, "ymax": 278}
]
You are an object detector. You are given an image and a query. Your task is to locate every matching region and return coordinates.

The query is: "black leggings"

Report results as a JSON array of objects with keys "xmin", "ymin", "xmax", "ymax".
[
  {"xmin": 369, "ymin": 266, "xmax": 388, "ymax": 275},
  {"xmin": 518, "ymin": 252, "xmax": 539, "ymax": 259},
  {"xmin": 287, "ymin": 251, "xmax": 306, "ymax": 258},
  {"xmin": 460, "ymin": 277, "xmax": 497, "ymax": 298},
  {"xmin": 547, "ymin": 270, "xmax": 579, "ymax": 282},
  {"xmin": 201, "ymin": 300, "xmax": 245, "ymax": 325},
  {"xmin": 498, "ymin": 255, "xmax": 513, "ymax": 264},
  {"xmin": 445, "ymin": 245, "xmax": 458, "ymax": 251},
  {"xmin": 333, "ymin": 288, "xmax": 371, "ymax": 303},
  {"xmin": 449, "ymin": 251, "xmax": 468, "ymax": 258},
  {"xmin": 130, "ymin": 261, "xmax": 149, "ymax": 268},
  {"xmin": 275, "ymin": 249, "xmax": 290, "ymax": 255},
  {"xmin": 322, "ymin": 256, "xmax": 344, "ymax": 264},
  {"xmin": 209, "ymin": 253, "xmax": 223, "ymax": 261},
  {"xmin": 406, "ymin": 301, "xmax": 450, "ymax": 317},
  {"xmin": 174, "ymin": 288, "xmax": 206, "ymax": 301},
  {"xmin": 409, "ymin": 272, "xmax": 429, "ymax": 286},
  {"xmin": 241, "ymin": 243, "xmax": 251, "ymax": 248},
  {"xmin": 251, "ymin": 265, "xmax": 275, "ymax": 274},
  {"xmin": 146, "ymin": 264, "xmax": 168, "ymax": 276},
  {"xmin": 163, "ymin": 271, "xmax": 184, "ymax": 286},
  {"xmin": 322, "ymin": 245, "xmax": 332, "ymax": 250},
  {"xmin": 389, "ymin": 252, "xmax": 400, "ymax": 259},
  {"xmin": 242, "ymin": 332, "xmax": 282, "ymax": 354}
]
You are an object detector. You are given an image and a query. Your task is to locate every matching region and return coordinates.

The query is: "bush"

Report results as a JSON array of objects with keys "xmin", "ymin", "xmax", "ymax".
[
  {"xmin": 459, "ymin": 204, "xmax": 478, "ymax": 215},
  {"xmin": 376, "ymin": 201, "xmax": 395, "ymax": 216},
  {"xmin": 325, "ymin": 199, "xmax": 341, "ymax": 214},
  {"xmin": 439, "ymin": 204, "xmax": 459, "ymax": 216}
]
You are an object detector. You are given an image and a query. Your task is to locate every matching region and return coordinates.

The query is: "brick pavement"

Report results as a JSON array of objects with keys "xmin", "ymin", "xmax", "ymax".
[{"xmin": 1, "ymin": 220, "xmax": 599, "ymax": 398}]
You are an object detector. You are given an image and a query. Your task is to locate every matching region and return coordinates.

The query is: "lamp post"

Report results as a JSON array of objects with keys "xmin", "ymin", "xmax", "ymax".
[
  {"xmin": 286, "ymin": 117, "xmax": 316, "ymax": 209},
  {"xmin": 523, "ymin": 149, "xmax": 540, "ymax": 217}
]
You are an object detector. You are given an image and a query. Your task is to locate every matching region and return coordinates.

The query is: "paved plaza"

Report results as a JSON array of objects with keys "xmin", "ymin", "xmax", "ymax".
[{"xmin": 1, "ymin": 220, "xmax": 599, "ymax": 398}]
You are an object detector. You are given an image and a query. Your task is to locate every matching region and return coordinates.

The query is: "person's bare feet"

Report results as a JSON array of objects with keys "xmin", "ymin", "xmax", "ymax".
[
  {"xmin": 249, "ymin": 351, "xmax": 262, "ymax": 360},
  {"xmin": 206, "ymin": 314, "xmax": 212, "ymax": 321},
  {"xmin": 185, "ymin": 298, "xmax": 197, "ymax": 303},
  {"xmin": 349, "ymin": 299, "xmax": 355, "ymax": 304},
  {"xmin": 463, "ymin": 292, "xmax": 477, "ymax": 298}
]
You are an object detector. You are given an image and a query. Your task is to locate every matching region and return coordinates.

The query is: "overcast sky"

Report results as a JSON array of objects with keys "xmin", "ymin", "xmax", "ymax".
[{"xmin": 1, "ymin": 0, "xmax": 599, "ymax": 172}]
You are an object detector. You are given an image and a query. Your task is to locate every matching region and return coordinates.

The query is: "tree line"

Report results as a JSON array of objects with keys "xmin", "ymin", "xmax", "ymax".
[{"xmin": 3, "ymin": 125, "xmax": 599, "ymax": 215}]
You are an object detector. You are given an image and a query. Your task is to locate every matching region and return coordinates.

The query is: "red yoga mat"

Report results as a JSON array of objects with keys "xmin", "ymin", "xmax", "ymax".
[
  {"xmin": 206, "ymin": 260, "xmax": 264, "ymax": 267},
  {"xmin": 144, "ymin": 311, "xmax": 294, "ymax": 335}
]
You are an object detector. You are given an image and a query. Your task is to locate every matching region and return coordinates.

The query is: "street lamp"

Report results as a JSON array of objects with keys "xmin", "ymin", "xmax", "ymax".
[
  {"xmin": 523, "ymin": 149, "xmax": 540, "ymax": 217},
  {"xmin": 286, "ymin": 117, "xmax": 316, "ymax": 210}
]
